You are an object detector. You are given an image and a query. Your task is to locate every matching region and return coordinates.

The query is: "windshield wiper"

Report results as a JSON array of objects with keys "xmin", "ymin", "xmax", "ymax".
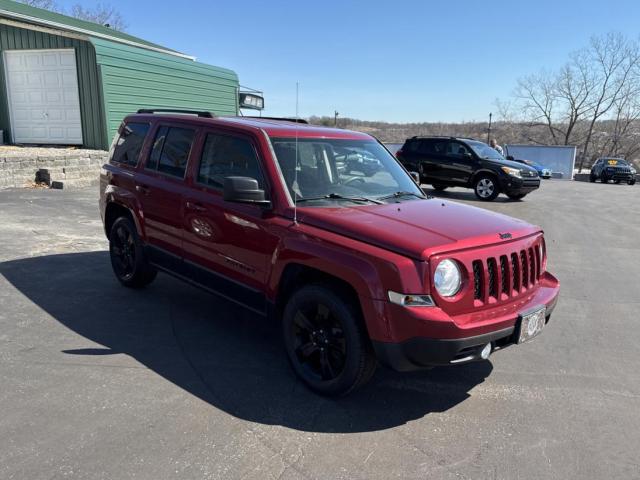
[
  {"xmin": 378, "ymin": 191, "xmax": 426, "ymax": 201},
  {"xmin": 296, "ymin": 193, "xmax": 384, "ymax": 205}
]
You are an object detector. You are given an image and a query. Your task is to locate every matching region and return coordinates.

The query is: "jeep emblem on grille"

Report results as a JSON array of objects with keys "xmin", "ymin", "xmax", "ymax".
[{"xmin": 499, "ymin": 232, "xmax": 512, "ymax": 239}]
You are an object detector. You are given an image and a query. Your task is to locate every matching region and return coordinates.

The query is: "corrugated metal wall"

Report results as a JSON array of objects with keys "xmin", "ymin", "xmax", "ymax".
[
  {"xmin": 91, "ymin": 37, "xmax": 239, "ymax": 145},
  {"xmin": 0, "ymin": 23, "xmax": 107, "ymax": 149}
]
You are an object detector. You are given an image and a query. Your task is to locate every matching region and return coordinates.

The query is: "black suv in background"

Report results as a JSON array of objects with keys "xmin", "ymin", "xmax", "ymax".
[
  {"xmin": 396, "ymin": 137, "xmax": 540, "ymax": 201},
  {"xmin": 590, "ymin": 158, "xmax": 636, "ymax": 185}
]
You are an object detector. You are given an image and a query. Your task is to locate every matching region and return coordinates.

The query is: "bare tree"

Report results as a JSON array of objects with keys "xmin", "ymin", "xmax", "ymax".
[
  {"xmin": 16, "ymin": 0, "xmax": 60, "ymax": 11},
  {"xmin": 70, "ymin": 3, "xmax": 127, "ymax": 31},
  {"xmin": 577, "ymin": 33, "xmax": 640, "ymax": 170}
]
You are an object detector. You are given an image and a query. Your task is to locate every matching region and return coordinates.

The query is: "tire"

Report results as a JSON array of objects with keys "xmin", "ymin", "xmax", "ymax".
[
  {"xmin": 629, "ymin": 179, "xmax": 637, "ymax": 185},
  {"xmin": 109, "ymin": 217, "xmax": 157, "ymax": 288},
  {"xmin": 282, "ymin": 284, "xmax": 377, "ymax": 397},
  {"xmin": 473, "ymin": 174, "xmax": 500, "ymax": 201},
  {"xmin": 615, "ymin": 179, "xmax": 621, "ymax": 184},
  {"xmin": 601, "ymin": 175, "xmax": 608, "ymax": 183},
  {"xmin": 589, "ymin": 174, "xmax": 596, "ymax": 183},
  {"xmin": 432, "ymin": 184, "xmax": 447, "ymax": 191},
  {"xmin": 507, "ymin": 193, "xmax": 526, "ymax": 200}
]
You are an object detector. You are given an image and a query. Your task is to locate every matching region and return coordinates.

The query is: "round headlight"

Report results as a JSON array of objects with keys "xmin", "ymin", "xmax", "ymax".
[{"xmin": 434, "ymin": 259, "xmax": 461, "ymax": 297}]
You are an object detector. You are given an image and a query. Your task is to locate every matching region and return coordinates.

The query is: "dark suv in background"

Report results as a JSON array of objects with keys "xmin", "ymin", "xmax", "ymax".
[
  {"xmin": 396, "ymin": 137, "xmax": 540, "ymax": 201},
  {"xmin": 590, "ymin": 157, "xmax": 636, "ymax": 185}
]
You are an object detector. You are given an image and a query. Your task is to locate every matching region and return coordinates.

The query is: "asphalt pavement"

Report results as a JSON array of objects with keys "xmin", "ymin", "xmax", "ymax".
[{"xmin": 0, "ymin": 181, "xmax": 639, "ymax": 479}]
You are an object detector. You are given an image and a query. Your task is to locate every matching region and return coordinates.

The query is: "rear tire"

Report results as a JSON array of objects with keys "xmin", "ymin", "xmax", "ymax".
[
  {"xmin": 109, "ymin": 217, "xmax": 157, "ymax": 289},
  {"xmin": 473, "ymin": 174, "xmax": 500, "ymax": 201},
  {"xmin": 282, "ymin": 285, "xmax": 376, "ymax": 397},
  {"xmin": 629, "ymin": 179, "xmax": 637, "ymax": 185}
]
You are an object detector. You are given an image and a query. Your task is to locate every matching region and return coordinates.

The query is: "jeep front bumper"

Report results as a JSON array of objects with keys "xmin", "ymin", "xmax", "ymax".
[{"xmin": 371, "ymin": 272, "xmax": 559, "ymax": 371}]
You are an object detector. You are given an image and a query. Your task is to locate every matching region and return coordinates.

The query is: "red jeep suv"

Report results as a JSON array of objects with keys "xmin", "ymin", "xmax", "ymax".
[{"xmin": 100, "ymin": 110, "xmax": 560, "ymax": 396}]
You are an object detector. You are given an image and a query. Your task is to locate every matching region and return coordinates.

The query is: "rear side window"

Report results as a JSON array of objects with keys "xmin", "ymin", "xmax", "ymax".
[
  {"xmin": 146, "ymin": 126, "xmax": 195, "ymax": 178},
  {"xmin": 112, "ymin": 122, "xmax": 149, "ymax": 166},
  {"xmin": 197, "ymin": 133, "xmax": 265, "ymax": 190},
  {"xmin": 417, "ymin": 140, "xmax": 446, "ymax": 155}
]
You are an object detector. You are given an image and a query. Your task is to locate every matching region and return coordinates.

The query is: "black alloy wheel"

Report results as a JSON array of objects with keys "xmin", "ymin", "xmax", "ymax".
[
  {"xmin": 282, "ymin": 285, "xmax": 376, "ymax": 396},
  {"xmin": 109, "ymin": 217, "xmax": 157, "ymax": 288}
]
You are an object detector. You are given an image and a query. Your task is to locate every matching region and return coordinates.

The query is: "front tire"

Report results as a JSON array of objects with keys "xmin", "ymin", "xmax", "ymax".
[
  {"xmin": 282, "ymin": 285, "xmax": 376, "ymax": 397},
  {"xmin": 473, "ymin": 174, "xmax": 500, "ymax": 201},
  {"xmin": 507, "ymin": 193, "xmax": 527, "ymax": 200},
  {"xmin": 109, "ymin": 217, "xmax": 157, "ymax": 288},
  {"xmin": 589, "ymin": 173, "xmax": 596, "ymax": 183}
]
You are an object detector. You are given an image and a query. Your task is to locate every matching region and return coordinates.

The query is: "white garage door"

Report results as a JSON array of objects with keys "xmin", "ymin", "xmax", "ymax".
[{"xmin": 3, "ymin": 49, "xmax": 83, "ymax": 144}]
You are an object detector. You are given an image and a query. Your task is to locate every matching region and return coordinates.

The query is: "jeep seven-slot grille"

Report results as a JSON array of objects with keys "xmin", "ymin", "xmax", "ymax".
[{"xmin": 472, "ymin": 246, "xmax": 542, "ymax": 303}]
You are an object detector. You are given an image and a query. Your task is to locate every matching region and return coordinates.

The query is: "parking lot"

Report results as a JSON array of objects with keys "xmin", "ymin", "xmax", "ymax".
[{"xmin": 0, "ymin": 180, "xmax": 639, "ymax": 479}]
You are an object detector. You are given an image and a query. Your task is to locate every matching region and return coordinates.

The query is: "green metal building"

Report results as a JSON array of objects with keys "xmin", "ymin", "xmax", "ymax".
[{"xmin": 0, "ymin": 0, "xmax": 239, "ymax": 149}]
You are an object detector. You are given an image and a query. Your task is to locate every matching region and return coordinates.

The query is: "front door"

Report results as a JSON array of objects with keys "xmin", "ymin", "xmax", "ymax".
[
  {"xmin": 181, "ymin": 130, "xmax": 279, "ymax": 313},
  {"xmin": 3, "ymin": 49, "xmax": 82, "ymax": 144},
  {"xmin": 442, "ymin": 141, "xmax": 476, "ymax": 185}
]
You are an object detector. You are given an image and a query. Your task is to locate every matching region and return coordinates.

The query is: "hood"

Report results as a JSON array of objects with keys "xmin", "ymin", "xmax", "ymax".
[{"xmin": 297, "ymin": 199, "xmax": 539, "ymax": 260}]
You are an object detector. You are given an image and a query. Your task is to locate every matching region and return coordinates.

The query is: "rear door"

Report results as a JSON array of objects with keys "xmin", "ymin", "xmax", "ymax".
[
  {"xmin": 135, "ymin": 122, "xmax": 197, "ymax": 269},
  {"xmin": 181, "ymin": 129, "xmax": 279, "ymax": 312},
  {"xmin": 419, "ymin": 139, "xmax": 449, "ymax": 183}
]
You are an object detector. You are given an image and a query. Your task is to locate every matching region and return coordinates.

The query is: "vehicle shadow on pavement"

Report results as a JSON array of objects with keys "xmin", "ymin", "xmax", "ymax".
[
  {"xmin": 0, "ymin": 251, "xmax": 492, "ymax": 433},
  {"xmin": 422, "ymin": 187, "xmax": 515, "ymax": 203}
]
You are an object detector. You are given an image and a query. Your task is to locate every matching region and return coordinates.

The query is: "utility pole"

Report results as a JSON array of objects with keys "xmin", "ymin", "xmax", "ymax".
[
  {"xmin": 487, "ymin": 112, "xmax": 492, "ymax": 143},
  {"xmin": 334, "ymin": 110, "xmax": 339, "ymax": 127}
]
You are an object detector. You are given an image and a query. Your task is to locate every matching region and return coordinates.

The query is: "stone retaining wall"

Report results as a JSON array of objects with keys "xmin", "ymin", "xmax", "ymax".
[{"xmin": 0, "ymin": 148, "xmax": 109, "ymax": 189}]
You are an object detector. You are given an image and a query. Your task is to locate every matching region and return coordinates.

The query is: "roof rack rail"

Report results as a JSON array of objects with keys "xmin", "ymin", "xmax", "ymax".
[
  {"xmin": 245, "ymin": 116, "xmax": 308, "ymax": 124},
  {"xmin": 137, "ymin": 108, "xmax": 214, "ymax": 118}
]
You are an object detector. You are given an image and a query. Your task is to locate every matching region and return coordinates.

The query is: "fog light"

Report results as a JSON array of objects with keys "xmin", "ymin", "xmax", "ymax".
[{"xmin": 480, "ymin": 343, "xmax": 492, "ymax": 360}]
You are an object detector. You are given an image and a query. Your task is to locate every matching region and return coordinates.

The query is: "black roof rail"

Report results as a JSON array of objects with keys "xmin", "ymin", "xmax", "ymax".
[
  {"xmin": 137, "ymin": 108, "xmax": 214, "ymax": 118},
  {"xmin": 244, "ymin": 116, "xmax": 308, "ymax": 124}
]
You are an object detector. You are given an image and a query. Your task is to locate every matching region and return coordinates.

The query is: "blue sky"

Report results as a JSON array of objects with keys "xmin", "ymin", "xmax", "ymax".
[{"xmin": 59, "ymin": 0, "xmax": 640, "ymax": 122}]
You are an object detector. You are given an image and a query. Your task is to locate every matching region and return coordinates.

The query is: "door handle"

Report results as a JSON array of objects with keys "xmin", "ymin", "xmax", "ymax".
[
  {"xmin": 186, "ymin": 201, "xmax": 207, "ymax": 212},
  {"xmin": 135, "ymin": 184, "xmax": 150, "ymax": 195}
]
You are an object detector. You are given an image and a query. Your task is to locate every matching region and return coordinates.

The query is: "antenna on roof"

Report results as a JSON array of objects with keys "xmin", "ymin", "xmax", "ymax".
[{"xmin": 293, "ymin": 82, "xmax": 299, "ymax": 225}]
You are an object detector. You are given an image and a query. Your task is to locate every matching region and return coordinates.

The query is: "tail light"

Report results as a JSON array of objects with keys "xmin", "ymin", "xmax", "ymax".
[{"xmin": 396, "ymin": 149, "xmax": 403, "ymax": 159}]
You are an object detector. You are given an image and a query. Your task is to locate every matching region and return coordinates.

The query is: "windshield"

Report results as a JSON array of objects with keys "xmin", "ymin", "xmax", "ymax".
[
  {"xmin": 466, "ymin": 140, "xmax": 505, "ymax": 160},
  {"xmin": 270, "ymin": 137, "xmax": 424, "ymax": 206}
]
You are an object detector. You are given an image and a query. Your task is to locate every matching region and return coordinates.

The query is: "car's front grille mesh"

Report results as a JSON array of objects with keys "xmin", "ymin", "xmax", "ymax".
[
  {"xmin": 472, "ymin": 260, "xmax": 483, "ymax": 300},
  {"xmin": 469, "ymin": 242, "xmax": 544, "ymax": 305},
  {"xmin": 500, "ymin": 255, "xmax": 509, "ymax": 295},
  {"xmin": 487, "ymin": 258, "xmax": 498, "ymax": 298}
]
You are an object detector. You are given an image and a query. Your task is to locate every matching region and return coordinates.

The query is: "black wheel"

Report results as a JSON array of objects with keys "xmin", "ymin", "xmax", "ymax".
[
  {"xmin": 589, "ymin": 173, "xmax": 596, "ymax": 183},
  {"xmin": 615, "ymin": 179, "xmax": 621, "ymax": 184},
  {"xmin": 629, "ymin": 179, "xmax": 637, "ymax": 185},
  {"xmin": 109, "ymin": 217, "xmax": 157, "ymax": 288},
  {"xmin": 507, "ymin": 193, "xmax": 527, "ymax": 200},
  {"xmin": 432, "ymin": 184, "xmax": 447, "ymax": 191},
  {"xmin": 282, "ymin": 285, "xmax": 376, "ymax": 397},
  {"xmin": 473, "ymin": 174, "xmax": 500, "ymax": 201},
  {"xmin": 601, "ymin": 175, "xmax": 608, "ymax": 183}
]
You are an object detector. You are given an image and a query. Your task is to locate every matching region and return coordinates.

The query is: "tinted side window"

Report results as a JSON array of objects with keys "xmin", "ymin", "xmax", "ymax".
[
  {"xmin": 418, "ymin": 140, "xmax": 446, "ymax": 155},
  {"xmin": 197, "ymin": 133, "xmax": 265, "ymax": 190},
  {"xmin": 146, "ymin": 126, "xmax": 195, "ymax": 178},
  {"xmin": 447, "ymin": 142, "xmax": 470, "ymax": 157},
  {"xmin": 112, "ymin": 122, "xmax": 149, "ymax": 166}
]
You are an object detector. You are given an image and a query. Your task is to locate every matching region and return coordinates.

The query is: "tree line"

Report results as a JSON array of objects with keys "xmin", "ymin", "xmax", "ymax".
[{"xmin": 18, "ymin": 0, "xmax": 126, "ymax": 32}]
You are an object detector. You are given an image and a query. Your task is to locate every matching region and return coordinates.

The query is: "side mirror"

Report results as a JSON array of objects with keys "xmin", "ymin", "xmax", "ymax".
[
  {"xmin": 409, "ymin": 171, "xmax": 420, "ymax": 183},
  {"xmin": 223, "ymin": 176, "xmax": 270, "ymax": 207},
  {"xmin": 506, "ymin": 155, "xmax": 515, "ymax": 161}
]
